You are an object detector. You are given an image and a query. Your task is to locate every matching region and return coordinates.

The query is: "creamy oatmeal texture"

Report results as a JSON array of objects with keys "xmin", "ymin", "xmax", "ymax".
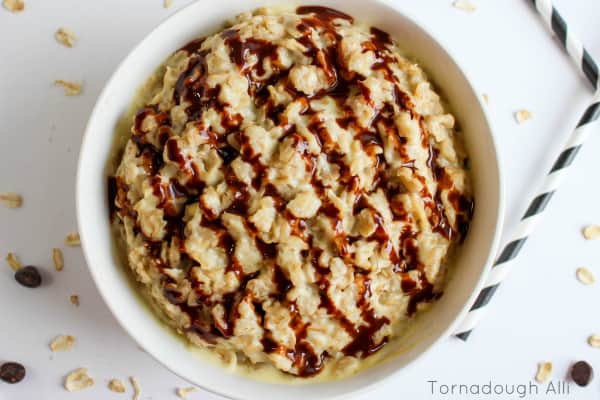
[{"xmin": 110, "ymin": 6, "xmax": 473, "ymax": 377}]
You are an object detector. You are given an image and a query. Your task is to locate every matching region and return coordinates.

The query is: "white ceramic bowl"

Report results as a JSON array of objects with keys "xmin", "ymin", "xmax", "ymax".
[{"xmin": 76, "ymin": 0, "xmax": 504, "ymax": 398}]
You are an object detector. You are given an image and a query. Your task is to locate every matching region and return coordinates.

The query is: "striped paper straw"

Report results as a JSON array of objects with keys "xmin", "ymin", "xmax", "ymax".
[
  {"xmin": 454, "ymin": 0, "xmax": 600, "ymax": 341},
  {"xmin": 529, "ymin": 0, "xmax": 598, "ymax": 90}
]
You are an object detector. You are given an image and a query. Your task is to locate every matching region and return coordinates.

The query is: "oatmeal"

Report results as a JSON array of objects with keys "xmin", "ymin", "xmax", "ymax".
[{"xmin": 110, "ymin": 6, "xmax": 473, "ymax": 377}]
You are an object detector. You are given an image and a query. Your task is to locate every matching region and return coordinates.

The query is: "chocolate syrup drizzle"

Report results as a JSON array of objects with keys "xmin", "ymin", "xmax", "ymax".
[{"xmin": 109, "ymin": 6, "xmax": 474, "ymax": 377}]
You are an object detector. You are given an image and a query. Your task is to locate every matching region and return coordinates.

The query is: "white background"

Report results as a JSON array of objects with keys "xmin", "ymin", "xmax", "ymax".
[{"xmin": 1, "ymin": 0, "xmax": 600, "ymax": 398}]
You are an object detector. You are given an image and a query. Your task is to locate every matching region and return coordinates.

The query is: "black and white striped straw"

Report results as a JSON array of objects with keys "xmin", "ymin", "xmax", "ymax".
[
  {"xmin": 454, "ymin": 0, "xmax": 600, "ymax": 341},
  {"xmin": 529, "ymin": 0, "xmax": 598, "ymax": 90}
]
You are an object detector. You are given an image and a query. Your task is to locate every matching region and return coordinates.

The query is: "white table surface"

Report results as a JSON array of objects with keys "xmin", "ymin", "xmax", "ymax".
[{"xmin": 2, "ymin": 0, "xmax": 600, "ymax": 398}]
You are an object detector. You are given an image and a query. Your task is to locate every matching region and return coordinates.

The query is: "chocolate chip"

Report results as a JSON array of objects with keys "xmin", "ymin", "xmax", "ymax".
[
  {"xmin": 571, "ymin": 360, "xmax": 593, "ymax": 386},
  {"xmin": 0, "ymin": 362, "xmax": 26, "ymax": 384},
  {"xmin": 14, "ymin": 266, "xmax": 42, "ymax": 288},
  {"xmin": 217, "ymin": 145, "xmax": 239, "ymax": 165}
]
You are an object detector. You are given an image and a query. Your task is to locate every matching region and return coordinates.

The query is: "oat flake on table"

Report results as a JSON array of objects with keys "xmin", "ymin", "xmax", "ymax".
[
  {"xmin": 70, "ymin": 294, "xmax": 80, "ymax": 306},
  {"xmin": 6, "ymin": 252, "xmax": 22, "ymax": 271},
  {"xmin": 515, "ymin": 109, "xmax": 533, "ymax": 124},
  {"xmin": 2, "ymin": 0, "xmax": 24, "ymax": 12},
  {"xmin": 0, "ymin": 192, "xmax": 22, "ymax": 208},
  {"xmin": 52, "ymin": 248, "xmax": 64, "ymax": 271},
  {"xmin": 576, "ymin": 267, "xmax": 595, "ymax": 285},
  {"xmin": 64, "ymin": 232, "xmax": 81, "ymax": 246},
  {"xmin": 55, "ymin": 27, "xmax": 77, "ymax": 47},
  {"xmin": 130, "ymin": 376, "xmax": 140, "ymax": 400},
  {"xmin": 64, "ymin": 368, "xmax": 94, "ymax": 392},
  {"xmin": 50, "ymin": 335, "xmax": 76, "ymax": 352},
  {"xmin": 108, "ymin": 378, "xmax": 127, "ymax": 393},
  {"xmin": 54, "ymin": 80, "xmax": 82, "ymax": 96},
  {"xmin": 536, "ymin": 362, "xmax": 553, "ymax": 383},
  {"xmin": 588, "ymin": 334, "xmax": 600, "ymax": 348},
  {"xmin": 583, "ymin": 225, "xmax": 600, "ymax": 240},
  {"xmin": 452, "ymin": 0, "xmax": 477, "ymax": 12},
  {"xmin": 176, "ymin": 387, "xmax": 197, "ymax": 399}
]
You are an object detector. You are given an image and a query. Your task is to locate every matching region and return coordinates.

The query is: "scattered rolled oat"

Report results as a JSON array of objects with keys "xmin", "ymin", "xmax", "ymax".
[
  {"xmin": 52, "ymin": 248, "xmax": 64, "ymax": 271},
  {"xmin": 6, "ymin": 252, "xmax": 22, "ymax": 271},
  {"xmin": 514, "ymin": 109, "xmax": 533, "ymax": 124},
  {"xmin": 2, "ymin": 0, "xmax": 24, "ymax": 12},
  {"xmin": 55, "ymin": 27, "xmax": 77, "ymax": 47},
  {"xmin": 164, "ymin": 0, "xmax": 174, "ymax": 8},
  {"xmin": 176, "ymin": 387, "xmax": 197, "ymax": 399},
  {"xmin": 64, "ymin": 368, "xmax": 94, "ymax": 392},
  {"xmin": 535, "ymin": 362, "xmax": 553, "ymax": 383},
  {"xmin": 64, "ymin": 232, "xmax": 81, "ymax": 246},
  {"xmin": 0, "ymin": 192, "xmax": 22, "ymax": 208},
  {"xmin": 50, "ymin": 335, "xmax": 76, "ymax": 352},
  {"xmin": 588, "ymin": 334, "xmax": 600, "ymax": 348},
  {"xmin": 576, "ymin": 267, "xmax": 595, "ymax": 285},
  {"xmin": 70, "ymin": 294, "xmax": 80, "ymax": 306},
  {"xmin": 482, "ymin": 94, "xmax": 489, "ymax": 104},
  {"xmin": 130, "ymin": 376, "xmax": 140, "ymax": 400},
  {"xmin": 452, "ymin": 0, "xmax": 476, "ymax": 12},
  {"xmin": 583, "ymin": 225, "xmax": 600, "ymax": 240},
  {"xmin": 54, "ymin": 80, "xmax": 82, "ymax": 96},
  {"xmin": 108, "ymin": 378, "xmax": 127, "ymax": 393}
]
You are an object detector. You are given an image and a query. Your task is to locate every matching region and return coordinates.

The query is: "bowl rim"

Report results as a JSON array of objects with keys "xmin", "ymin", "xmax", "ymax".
[{"xmin": 76, "ymin": 0, "xmax": 505, "ymax": 398}]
